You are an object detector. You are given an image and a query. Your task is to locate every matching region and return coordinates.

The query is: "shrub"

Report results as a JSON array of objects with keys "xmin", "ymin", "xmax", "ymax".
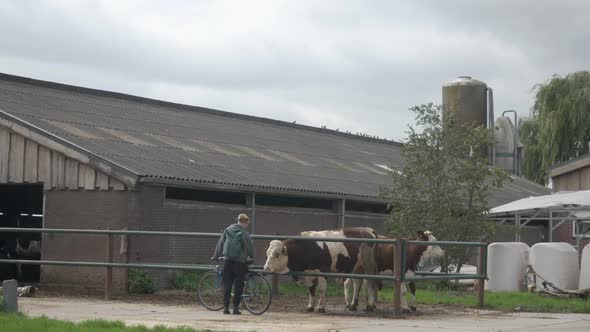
[
  {"xmin": 128, "ymin": 269, "xmax": 155, "ymax": 294},
  {"xmin": 171, "ymin": 271, "xmax": 201, "ymax": 291}
]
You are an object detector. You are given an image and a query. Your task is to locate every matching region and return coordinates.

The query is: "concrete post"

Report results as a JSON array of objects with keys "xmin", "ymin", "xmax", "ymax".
[{"xmin": 2, "ymin": 279, "xmax": 18, "ymax": 313}]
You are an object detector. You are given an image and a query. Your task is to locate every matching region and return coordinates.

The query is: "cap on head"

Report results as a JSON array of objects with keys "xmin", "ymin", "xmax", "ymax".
[{"xmin": 237, "ymin": 213, "xmax": 250, "ymax": 222}]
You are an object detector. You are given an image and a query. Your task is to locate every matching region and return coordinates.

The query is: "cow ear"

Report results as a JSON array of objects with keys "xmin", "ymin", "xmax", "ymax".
[{"xmin": 417, "ymin": 231, "xmax": 427, "ymax": 240}]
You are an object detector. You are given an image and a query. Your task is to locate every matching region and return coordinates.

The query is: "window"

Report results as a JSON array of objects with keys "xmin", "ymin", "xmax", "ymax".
[
  {"xmin": 346, "ymin": 200, "xmax": 390, "ymax": 214},
  {"xmin": 165, "ymin": 187, "xmax": 246, "ymax": 205},
  {"xmin": 255, "ymin": 194, "xmax": 333, "ymax": 209},
  {"xmin": 573, "ymin": 221, "xmax": 590, "ymax": 238}
]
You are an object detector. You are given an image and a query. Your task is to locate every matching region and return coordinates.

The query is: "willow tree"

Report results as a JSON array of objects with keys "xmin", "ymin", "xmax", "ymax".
[{"xmin": 520, "ymin": 71, "xmax": 590, "ymax": 185}]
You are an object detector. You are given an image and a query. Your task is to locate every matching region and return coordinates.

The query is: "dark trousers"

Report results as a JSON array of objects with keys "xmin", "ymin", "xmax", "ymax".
[{"xmin": 222, "ymin": 259, "xmax": 248, "ymax": 308}]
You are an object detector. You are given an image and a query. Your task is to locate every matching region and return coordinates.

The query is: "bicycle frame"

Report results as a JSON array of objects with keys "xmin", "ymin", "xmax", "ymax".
[{"xmin": 213, "ymin": 264, "xmax": 258, "ymax": 299}]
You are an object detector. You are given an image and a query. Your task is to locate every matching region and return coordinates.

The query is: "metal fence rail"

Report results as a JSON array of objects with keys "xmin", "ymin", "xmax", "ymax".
[{"xmin": 0, "ymin": 227, "xmax": 488, "ymax": 315}]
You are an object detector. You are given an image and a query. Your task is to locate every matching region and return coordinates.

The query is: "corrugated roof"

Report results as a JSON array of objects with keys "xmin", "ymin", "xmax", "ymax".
[{"xmin": 0, "ymin": 73, "xmax": 550, "ymax": 204}]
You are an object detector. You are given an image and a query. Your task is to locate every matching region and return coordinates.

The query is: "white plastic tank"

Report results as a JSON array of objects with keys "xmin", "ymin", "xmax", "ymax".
[
  {"xmin": 579, "ymin": 244, "xmax": 590, "ymax": 289},
  {"xmin": 530, "ymin": 243, "xmax": 579, "ymax": 290},
  {"xmin": 485, "ymin": 242, "xmax": 529, "ymax": 291}
]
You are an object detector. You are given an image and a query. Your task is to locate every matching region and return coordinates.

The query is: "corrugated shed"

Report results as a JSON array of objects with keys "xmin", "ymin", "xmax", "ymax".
[{"xmin": 0, "ymin": 73, "xmax": 550, "ymax": 204}]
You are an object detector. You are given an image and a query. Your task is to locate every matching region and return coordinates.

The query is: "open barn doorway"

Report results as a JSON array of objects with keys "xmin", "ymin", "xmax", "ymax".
[{"xmin": 0, "ymin": 184, "xmax": 43, "ymax": 282}]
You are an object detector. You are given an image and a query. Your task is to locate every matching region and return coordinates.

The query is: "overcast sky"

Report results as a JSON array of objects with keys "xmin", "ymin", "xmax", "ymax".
[{"xmin": 1, "ymin": 1, "xmax": 588, "ymax": 141}]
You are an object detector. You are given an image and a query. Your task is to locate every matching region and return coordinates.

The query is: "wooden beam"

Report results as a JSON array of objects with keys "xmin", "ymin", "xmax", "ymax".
[
  {"xmin": 110, "ymin": 177, "xmax": 125, "ymax": 191},
  {"xmin": 97, "ymin": 172, "xmax": 109, "ymax": 190},
  {"xmin": 8, "ymin": 133, "xmax": 24, "ymax": 183},
  {"xmin": 84, "ymin": 165, "xmax": 96, "ymax": 190},
  {"xmin": 38, "ymin": 146, "xmax": 51, "ymax": 190},
  {"xmin": 0, "ymin": 113, "xmax": 139, "ymax": 187},
  {"xmin": 65, "ymin": 158, "xmax": 79, "ymax": 189},
  {"xmin": 56, "ymin": 154, "xmax": 66, "ymax": 189},
  {"xmin": 24, "ymin": 140, "xmax": 39, "ymax": 183},
  {"xmin": 78, "ymin": 163, "xmax": 87, "ymax": 188},
  {"xmin": 0, "ymin": 126, "xmax": 10, "ymax": 182}
]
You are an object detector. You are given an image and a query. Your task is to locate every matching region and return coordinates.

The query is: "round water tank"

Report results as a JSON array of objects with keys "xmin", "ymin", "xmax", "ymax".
[
  {"xmin": 442, "ymin": 76, "xmax": 488, "ymax": 128},
  {"xmin": 579, "ymin": 244, "xmax": 590, "ymax": 289},
  {"xmin": 485, "ymin": 242, "xmax": 529, "ymax": 292},
  {"xmin": 494, "ymin": 116, "xmax": 517, "ymax": 173},
  {"xmin": 530, "ymin": 243, "xmax": 579, "ymax": 290}
]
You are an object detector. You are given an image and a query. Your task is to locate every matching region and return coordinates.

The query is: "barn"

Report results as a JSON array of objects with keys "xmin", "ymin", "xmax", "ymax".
[{"xmin": 0, "ymin": 73, "xmax": 549, "ymax": 291}]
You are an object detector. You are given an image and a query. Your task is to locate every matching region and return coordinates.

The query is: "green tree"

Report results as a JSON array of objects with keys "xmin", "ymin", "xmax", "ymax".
[
  {"xmin": 520, "ymin": 71, "xmax": 590, "ymax": 185},
  {"xmin": 381, "ymin": 103, "xmax": 508, "ymax": 268}
]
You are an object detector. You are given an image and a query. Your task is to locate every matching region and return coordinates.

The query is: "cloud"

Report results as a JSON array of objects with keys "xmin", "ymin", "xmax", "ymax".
[{"xmin": 0, "ymin": 0, "xmax": 587, "ymax": 140}]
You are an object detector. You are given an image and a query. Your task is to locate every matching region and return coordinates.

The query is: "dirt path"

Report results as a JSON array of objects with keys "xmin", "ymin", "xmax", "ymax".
[{"xmin": 17, "ymin": 293, "xmax": 590, "ymax": 331}]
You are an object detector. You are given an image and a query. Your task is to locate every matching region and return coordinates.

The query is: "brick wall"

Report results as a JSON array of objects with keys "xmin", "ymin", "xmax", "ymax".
[
  {"xmin": 553, "ymin": 222, "xmax": 590, "ymax": 248},
  {"xmin": 41, "ymin": 184, "xmax": 391, "ymax": 290},
  {"xmin": 42, "ymin": 189, "xmax": 138, "ymax": 292},
  {"xmin": 344, "ymin": 213, "xmax": 387, "ymax": 234},
  {"xmin": 128, "ymin": 185, "xmax": 247, "ymax": 288}
]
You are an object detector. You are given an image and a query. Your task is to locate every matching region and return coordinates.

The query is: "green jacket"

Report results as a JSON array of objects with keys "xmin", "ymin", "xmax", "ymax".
[{"xmin": 213, "ymin": 224, "xmax": 254, "ymax": 263}]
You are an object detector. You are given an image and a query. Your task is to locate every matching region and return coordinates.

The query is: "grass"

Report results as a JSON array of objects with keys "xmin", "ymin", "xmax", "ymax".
[
  {"xmin": 279, "ymin": 281, "xmax": 590, "ymax": 313},
  {"xmin": 0, "ymin": 313, "xmax": 205, "ymax": 332}
]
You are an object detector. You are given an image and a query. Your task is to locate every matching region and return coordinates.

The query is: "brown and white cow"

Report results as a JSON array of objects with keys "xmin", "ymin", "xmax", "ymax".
[
  {"xmin": 344, "ymin": 231, "xmax": 444, "ymax": 312},
  {"xmin": 263, "ymin": 227, "xmax": 378, "ymax": 313}
]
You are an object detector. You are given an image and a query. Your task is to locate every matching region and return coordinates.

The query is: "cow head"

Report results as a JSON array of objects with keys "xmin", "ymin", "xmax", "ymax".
[
  {"xmin": 264, "ymin": 240, "xmax": 290, "ymax": 273},
  {"xmin": 417, "ymin": 230, "xmax": 445, "ymax": 259}
]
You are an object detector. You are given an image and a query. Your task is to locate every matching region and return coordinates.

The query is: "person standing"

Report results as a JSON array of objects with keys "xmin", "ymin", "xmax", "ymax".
[{"xmin": 213, "ymin": 213, "xmax": 255, "ymax": 315}]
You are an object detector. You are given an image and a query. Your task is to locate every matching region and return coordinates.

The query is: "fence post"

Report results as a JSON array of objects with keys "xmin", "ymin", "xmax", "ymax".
[
  {"xmin": 393, "ymin": 239, "xmax": 403, "ymax": 316},
  {"xmin": 477, "ymin": 245, "xmax": 486, "ymax": 308},
  {"xmin": 272, "ymin": 274, "xmax": 279, "ymax": 297},
  {"xmin": 105, "ymin": 230, "xmax": 113, "ymax": 301},
  {"xmin": 2, "ymin": 279, "xmax": 18, "ymax": 313}
]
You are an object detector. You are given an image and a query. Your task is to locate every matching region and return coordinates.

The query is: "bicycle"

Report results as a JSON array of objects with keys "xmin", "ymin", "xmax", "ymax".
[{"xmin": 197, "ymin": 258, "xmax": 272, "ymax": 315}]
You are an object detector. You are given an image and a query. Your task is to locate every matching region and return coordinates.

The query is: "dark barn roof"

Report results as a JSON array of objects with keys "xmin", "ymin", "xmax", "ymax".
[{"xmin": 0, "ymin": 73, "xmax": 549, "ymax": 204}]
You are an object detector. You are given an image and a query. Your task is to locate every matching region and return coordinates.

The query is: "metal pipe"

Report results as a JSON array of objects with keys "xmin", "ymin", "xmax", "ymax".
[
  {"xmin": 401, "ymin": 239, "xmax": 407, "ymax": 281},
  {"xmin": 338, "ymin": 199, "xmax": 346, "ymax": 228},
  {"xmin": 502, "ymin": 110, "xmax": 518, "ymax": 175},
  {"xmin": 393, "ymin": 238, "xmax": 402, "ymax": 316},
  {"xmin": 0, "ymin": 259, "xmax": 398, "ymax": 281},
  {"xmin": 251, "ymin": 192, "xmax": 256, "ymax": 235},
  {"xmin": 405, "ymin": 240, "xmax": 487, "ymax": 247},
  {"xmin": 0, "ymin": 228, "xmax": 399, "ymax": 244},
  {"xmin": 549, "ymin": 211, "xmax": 553, "ymax": 242},
  {"xmin": 477, "ymin": 246, "xmax": 485, "ymax": 307},
  {"xmin": 105, "ymin": 232, "xmax": 113, "ymax": 301},
  {"xmin": 488, "ymin": 88, "xmax": 495, "ymax": 166},
  {"xmin": 404, "ymin": 275, "xmax": 487, "ymax": 281},
  {"xmin": 514, "ymin": 213, "xmax": 520, "ymax": 242}
]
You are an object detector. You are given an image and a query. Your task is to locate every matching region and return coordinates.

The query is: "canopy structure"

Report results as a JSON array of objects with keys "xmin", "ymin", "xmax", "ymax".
[{"xmin": 488, "ymin": 190, "xmax": 590, "ymax": 253}]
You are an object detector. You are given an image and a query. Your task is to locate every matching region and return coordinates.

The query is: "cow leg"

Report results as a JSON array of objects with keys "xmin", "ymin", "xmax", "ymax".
[
  {"xmin": 306, "ymin": 280, "xmax": 317, "ymax": 312},
  {"xmin": 344, "ymin": 278, "xmax": 352, "ymax": 308},
  {"xmin": 400, "ymin": 281, "xmax": 411, "ymax": 312},
  {"xmin": 401, "ymin": 271, "xmax": 416, "ymax": 312},
  {"xmin": 364, "ymin": 279, "xmax": 377, "ymax": 312},
  {"xmin": 349, "ymin": 278, "xmax": 361, "ymax": 311},
  {"xmin": 405, "ymin": 270, "xmax": 417, "ymax": 311},
  {"xmin": 409, "ymin": 281, "xmax": 417, "ymax": 311},
  {"xmin": 316, "ymin": 277, "xmax": 327, "ymax": 313}
]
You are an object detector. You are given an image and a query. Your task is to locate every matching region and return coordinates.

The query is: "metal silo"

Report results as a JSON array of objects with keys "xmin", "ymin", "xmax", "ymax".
[
  {"xmin": 442, "ymin": 76, "xmax": 495, "ymax": 163},
  {"xmin": 442, "ymin": 76, "xmax": 492, "ymax": 128}
]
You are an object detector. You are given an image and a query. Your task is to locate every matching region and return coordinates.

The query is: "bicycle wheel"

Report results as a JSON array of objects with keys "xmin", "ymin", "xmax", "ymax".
[
  {"xmin": 243, "ymin": 273, "xmax": 272, "ymax": 315},
  {"xmin": 197, "ymin": 270, "xmax": 225, "ymax": 311}
]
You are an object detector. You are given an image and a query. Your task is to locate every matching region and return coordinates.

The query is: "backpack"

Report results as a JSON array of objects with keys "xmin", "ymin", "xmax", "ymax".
[{"xmin": 224, "ymin": 230, "xmax": 244, "ymax": 260}]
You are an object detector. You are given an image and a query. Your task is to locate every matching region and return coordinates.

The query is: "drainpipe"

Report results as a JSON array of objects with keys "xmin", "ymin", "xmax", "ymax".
[
  {"xmin": 488, "ymin": 88, "xmax": 495, "ymax": 166},
  {"xmin": 502, "ymin": 110, "xmax": 518, "ymax": 175}
]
